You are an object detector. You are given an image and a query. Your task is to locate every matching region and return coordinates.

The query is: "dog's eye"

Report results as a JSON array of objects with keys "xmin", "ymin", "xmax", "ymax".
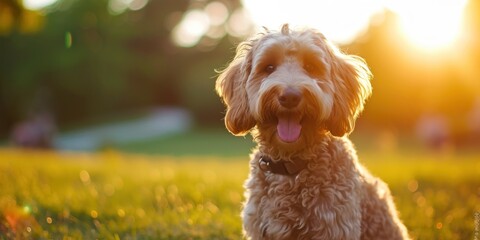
[{"xmin": 265, "ymin": 64, "xmax": 276, "ymax": 74}]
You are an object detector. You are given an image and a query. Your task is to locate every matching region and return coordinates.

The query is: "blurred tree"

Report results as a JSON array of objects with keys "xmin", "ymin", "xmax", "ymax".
[
  {"xmin": 349, "ymin": 5, "xmax": 480, "ymax": 139},
  {"xmin": 0, "ymin": 0, "xmax": 44, "ymax": 35},
  {"xmin": 0, "ymin": 0, "xmax": 46, "ymax": 136},
  {"xmin": 0, "ymin": 0, "xmax": 245, "ymax": 137}
]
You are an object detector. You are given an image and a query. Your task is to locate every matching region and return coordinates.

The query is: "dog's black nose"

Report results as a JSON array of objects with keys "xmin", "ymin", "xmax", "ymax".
[{"xmin": 279, "ymin": 87, "xmax": 301, "ymax": 109}]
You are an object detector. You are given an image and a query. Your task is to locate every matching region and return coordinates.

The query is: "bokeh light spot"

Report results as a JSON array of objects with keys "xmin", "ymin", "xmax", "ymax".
[
  {"xmin": 90, "ymin": 210, "xmax": 98, "ymax": 218},
  {"xmin": 117, "ymin": 209, "xmax": 125, "ymax": 217},
  {"xmin": 172, "ymin": 10, "xmax": 210, "ymax": 47},
  {"xmin": 23, "ymin": 0, "xmax": 57, "ymax": 10},
  {"xmin": 416, "ymin": 195, "xmax": 427, "ymax": 207},
  {"xmin": 407, "ymin": 179, "xmax": 419, "ymax": 192},
  {"xmin": 436, "ymin": 222, "xmax": 443, "ymax": 229},
  {"xmin": 109, "ymin": 0, "xmax": 150, "ymax": 11},
  {"xmin": 79, "ymin": 170, "xmax": 90, "ymax": 183},
  {"xmin": 23, "ymin": 205, "xmax": 31, "ymax": 214},
  {"xmin": 204, "ymin": 1, "xmax": 229, "ymax": 26},
  {"xmin": 65, "ymin": 32, "xmax": 72, "ymax": 48},
  {"xmin": 226, "ymin": 8, "xmax": 253, "ymax": 38},
  {"xmin": 129, "ymin": 0, "xmax": 149, "ymax": 11}
]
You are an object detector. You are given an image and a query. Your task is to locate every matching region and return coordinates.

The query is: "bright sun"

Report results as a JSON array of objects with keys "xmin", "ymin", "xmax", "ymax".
[
  {"xmin": 242, "ymin": 0, "xmax": 468, "ymax": 51},
  {"xmin": 386, "ymin": 0, "xmax": 468, "ymax": 51}
]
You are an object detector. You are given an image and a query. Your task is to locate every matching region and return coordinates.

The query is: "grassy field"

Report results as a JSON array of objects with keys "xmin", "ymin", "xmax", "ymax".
[
  {"xmin": 116, "ymin": 128, "xmax": 256, "ymax": 157},
  {"xmin": 0, "ymin": 131, "xmax": 479, "ymax": 239}
]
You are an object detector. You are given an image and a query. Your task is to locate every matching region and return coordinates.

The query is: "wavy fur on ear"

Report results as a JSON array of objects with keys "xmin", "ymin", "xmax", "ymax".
[
  {"xmin": 216, "ymin": 42, "xmax": 256, "ymax": 136},
  {"xmin": 324, "ymin": 41, "xmax": 372, "ymax": 137}
]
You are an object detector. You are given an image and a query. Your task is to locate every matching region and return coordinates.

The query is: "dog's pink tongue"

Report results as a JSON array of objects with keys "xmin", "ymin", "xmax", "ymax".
[{"xmin": 277, "ymin": 115, "xmax": 302, "ymax": 143}]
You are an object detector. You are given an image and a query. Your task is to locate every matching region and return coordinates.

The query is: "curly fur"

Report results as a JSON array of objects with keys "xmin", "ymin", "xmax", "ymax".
[{"xmin": 216, "ymin": 24, "xmax": 409, "ymax": 240}]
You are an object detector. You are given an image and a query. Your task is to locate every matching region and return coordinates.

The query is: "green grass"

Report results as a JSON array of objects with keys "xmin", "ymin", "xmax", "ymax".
[
  {"xmin": 0, "ymin": 138, "xmax": 479, "ymax": 239},
  {"xmin": 116, "ymin": 128, "xmax": 256, "ymax": 157},
  {"xmin": 0, "ymin": 150, "xmax": 248, "ymax": 239}
]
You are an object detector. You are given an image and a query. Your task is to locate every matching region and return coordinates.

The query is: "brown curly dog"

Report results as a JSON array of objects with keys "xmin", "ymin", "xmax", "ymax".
[{"xmin": 216, "ymin": 24, "xmax": 410, "ymax": 240}]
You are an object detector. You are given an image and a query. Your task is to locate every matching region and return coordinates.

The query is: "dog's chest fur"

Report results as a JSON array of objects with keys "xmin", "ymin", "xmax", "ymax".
[{"xmin": 242, "ymin": 137, "xmax": 364, "ymax": 240}]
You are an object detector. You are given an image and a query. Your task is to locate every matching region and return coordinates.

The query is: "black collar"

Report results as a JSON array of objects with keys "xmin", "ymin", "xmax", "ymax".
[{"xmin": 258, "ymin": 156, "xmax": 308, "ymax": 176}]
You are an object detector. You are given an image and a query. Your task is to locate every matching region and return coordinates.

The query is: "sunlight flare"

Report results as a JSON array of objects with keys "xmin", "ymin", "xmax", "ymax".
[
  {"xmin": 386, "ymin": 0, "xmax": 468, "ymax": 51},
  {"xmin": 242, "ymin": 0, "xmax": 468, "ymax": 50},
  {"xmin": 242, "ymin": 0, "xmax": 383, "ymax": 44}
]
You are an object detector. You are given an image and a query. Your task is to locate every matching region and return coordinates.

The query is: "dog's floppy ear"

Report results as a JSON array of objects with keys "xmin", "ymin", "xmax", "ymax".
[
  {"xmin": 325, "ymin": 42, "xmax": 372, "ymax": 137},
  {"xmin": 216, "ymin": 42, "xmax": 256, "ymax": 136}
]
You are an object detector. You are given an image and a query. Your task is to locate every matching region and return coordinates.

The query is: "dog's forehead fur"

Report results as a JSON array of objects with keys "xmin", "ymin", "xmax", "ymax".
[{"xmin": 251, "ymin": 30, "xmax": 328, "ymax": 68}]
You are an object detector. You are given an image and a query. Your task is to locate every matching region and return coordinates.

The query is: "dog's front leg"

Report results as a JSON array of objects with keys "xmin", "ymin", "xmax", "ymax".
[
  {"xmin": 242, "ymin": 196, "xmax": 264, "ymax": 239},
  {"xmin": 242, "ymin": 170, "xmax": 270, "ymax": 240}
]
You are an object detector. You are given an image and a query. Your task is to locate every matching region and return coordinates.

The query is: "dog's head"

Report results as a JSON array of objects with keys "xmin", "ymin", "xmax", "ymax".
[{"xmin": 216, "ymin": 24, "xmax": 372, "ymax": 147}]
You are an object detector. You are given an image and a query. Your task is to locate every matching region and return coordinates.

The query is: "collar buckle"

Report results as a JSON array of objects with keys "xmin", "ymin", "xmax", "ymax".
[{"xmin": 258, "ymin": 156, "xmax": 307, "ymax": 176}]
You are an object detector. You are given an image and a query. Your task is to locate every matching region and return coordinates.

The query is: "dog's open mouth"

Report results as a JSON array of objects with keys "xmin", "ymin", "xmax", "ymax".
[{"xmin": 276, "ymin": 113, "xmax": 302, "ymax": 143}]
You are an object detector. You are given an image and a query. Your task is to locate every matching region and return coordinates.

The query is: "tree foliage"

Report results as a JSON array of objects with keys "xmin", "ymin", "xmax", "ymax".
[{"xmin": 0, "ymin": 0, "xmax": 243, "ymax": 137}]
